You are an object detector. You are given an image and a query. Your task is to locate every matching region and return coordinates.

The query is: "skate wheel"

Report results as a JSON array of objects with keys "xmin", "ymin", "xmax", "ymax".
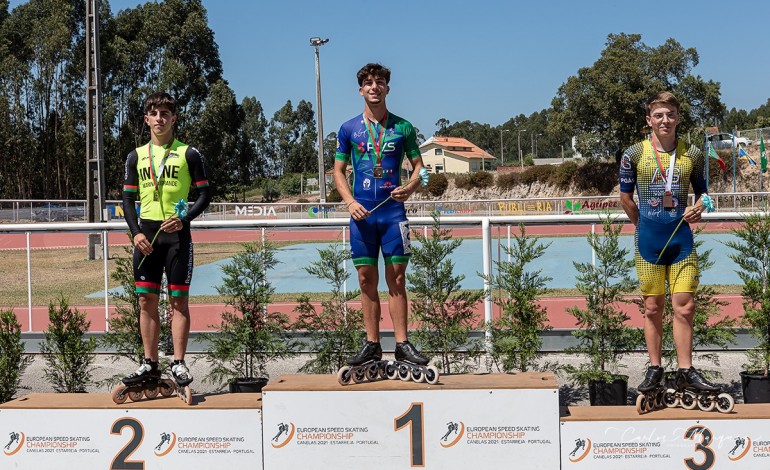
[
  {"xmin": 352, "ymin": 368, "xmax": 367, "ymax": 383},
  {"xmin": 386, "ymin": 363, "xmax": 399, "ymax": 380},
  {"xmin": 716, "ymin": 393, "xmax": 735, "ymax": 413},
  {"xmin": 127, "ymin": 390, "xmax": 144, "ymax": 402},
  {"xmin": 365, "ymin": 363, "xmax": 380, "ymax": 381},
  {"xmin": 397, "ymin": 364, "xmax": 411, "ymax": 381},
  {"xmin": 696, "ymin": 394, "xmax": 716, "ymax": 412},
  {"xmin": 654, "ymin": 390, "xmax": 666, "ymax": 409},
  {"xmin": 424, "ymin": 365, "xmax": 439, "ymax": 385},
  {"xmin": 111, "ymin": 385, "xmax": 128, "ymax": 405},
  {"xmin": 144, "ymin": 385, "xmax": 159, "ymax": 399},
  {"xmin": 160, "ymin": 379, "xmax": 175, "ymax": 397},
  {"xmin": 410, "ymin": 368, "xmax": 425, "ymax": 383},
  {"xmin": 337, "ymin": 366, "xmax": 352, "ymax": 385},
  {"xmin": 635, "ymin": 394, "xmax": 646, "ymax": 414},
  {"xmin": 663, "ymin": 389, "xmax": 679, "ymax": 408},
  {"xmin": 377, "ymin": 364, "xmax": 388, "ymax": 379},
  {"xmin": 681, "ymin": 391, "xmax": 697, "ymax": 410}
]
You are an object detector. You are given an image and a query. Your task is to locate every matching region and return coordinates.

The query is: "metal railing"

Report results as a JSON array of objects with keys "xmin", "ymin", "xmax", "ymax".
[
  {"xmin": 0, "ymin": 212, "xmax": 751, "ymax": 335},
  {"xmin": 2, "ymin": 192, "xmax": 770, "ymax": 223}
]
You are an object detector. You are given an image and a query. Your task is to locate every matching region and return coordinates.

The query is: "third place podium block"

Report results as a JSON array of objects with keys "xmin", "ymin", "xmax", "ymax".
[{"xmin": 262, "ymin": 372, "xmax": 559, "ymax": 470}]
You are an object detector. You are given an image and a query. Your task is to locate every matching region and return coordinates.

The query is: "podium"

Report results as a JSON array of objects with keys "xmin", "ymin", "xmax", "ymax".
[
  {"xmin": 262, "ymin": 372, "xmax": 560, "ymax": 470},
  {"xmin": 0, "ymin": 392, "xmax": 263, "ymax": 469},
  {"xmin": 560, "ymin": 404, "xmax": 770, "ymax": 469}
]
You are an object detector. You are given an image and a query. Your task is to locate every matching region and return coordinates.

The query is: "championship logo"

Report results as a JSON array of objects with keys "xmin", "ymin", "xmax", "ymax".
[
  {"xmin": 3, "ymin": 431, "xmax": 24, "ymax": 456},
  {"xmin": 271, "ymin": 422, "xmax": 295, "ymax": 449},
  {"xmin": 728, "ymin": 436, "xmax": 751, "ymax": 461},
  {"xmin": 439, "ymin": 421, "xmax": 464, "ymax": 448},
  {"xmin": 567, "ymin": 437, "xmax": 591, "ymax": 463},
  {"xmin": 153, "ymin": 431, "xmax": 177, "ymax": 457}
]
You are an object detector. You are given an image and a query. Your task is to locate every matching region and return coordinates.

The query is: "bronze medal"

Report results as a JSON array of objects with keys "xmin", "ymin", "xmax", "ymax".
[
  {"xmin": 662, "ymin": 193, "xmax": 674, "ymax": 208},
  {"xmin": 153, "ymin": 189, "xmax": 159, "ymax": 202},
  {"xmin": 373, "ymin": 166, "xmax": 383, "ymax": 178}
]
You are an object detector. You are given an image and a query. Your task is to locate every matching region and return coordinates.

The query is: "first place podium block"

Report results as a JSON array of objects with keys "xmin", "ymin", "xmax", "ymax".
[
  {"xmin": 0, "ymin": 392, "xmax": 263, "ymax": 470},
  {"xmin": 262, "ymin": 372, "xmax": 560, "ymax": 470}
]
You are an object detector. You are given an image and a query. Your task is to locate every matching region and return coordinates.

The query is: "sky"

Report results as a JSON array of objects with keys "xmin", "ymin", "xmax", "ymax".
[{"xmin": 8, "ymin": 0, "xmax": 770, "ymax": 138}]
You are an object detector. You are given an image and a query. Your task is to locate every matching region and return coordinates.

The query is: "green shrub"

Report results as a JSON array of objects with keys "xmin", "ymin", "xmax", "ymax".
[
  {"xmin": 574, "ymin": 160, "xmax": 617, "ymax": 194},
  {"xmin": 496, "ymin": 172, "xmax": 521, "ymax": 190},
  {"xmin": 455, "ymin": 174, "xmax": 471, "ymax": 190},
  {"xmin": 41, "ymin": 295, "xmax": 97, "ymax": 393},
  {"xmin": 0, "ymin": 309, "xmax": 31, "ymax": 403},
  {"xmin": 520, "ymin": 165, "xmax": 554, "ymax": 185},
  {"xmin": 469, "ymin": 171, "xmax": 493, "ymax": 189},
  {"xmin": 327, "ymin": 187, "xmax": 342, "ymax": 203},
  {"xmin": 423, "ymin": 173, "xmax": 449, "ymax": 197},
  {"xmin": 549, "ymin": 160, "xmax": 578, "ymax": 189}
]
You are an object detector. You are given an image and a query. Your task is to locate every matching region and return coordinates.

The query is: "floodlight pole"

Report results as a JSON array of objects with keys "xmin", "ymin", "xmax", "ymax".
[{"xmin": 310, "ymin": 37, "xmax": 329, "ymax": 203}]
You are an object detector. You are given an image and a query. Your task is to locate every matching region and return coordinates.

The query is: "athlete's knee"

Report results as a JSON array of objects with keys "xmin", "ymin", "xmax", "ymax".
[
  {"xmin": 138, "ymin": 294, "xmax": 159, "ymax": 311},
  {"xmin": 357, "ymin": 269, "xmax": 378, "ymax": 292},
  {"xmin": 170, "ymin": 297, "xmax": 190, "ymax": 316},
  {"xmin": 643, "ymin": 297, "xmax": 665, "ymax": 318},
  {"xmin": 672, "ymin": 297, "xmax": 695, "ymax": 320}
]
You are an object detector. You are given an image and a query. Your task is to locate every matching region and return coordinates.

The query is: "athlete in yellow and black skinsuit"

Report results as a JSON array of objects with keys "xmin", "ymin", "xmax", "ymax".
[{"xmin": 119, "ymin": 92, "xmax": 211, "ymax": 393}]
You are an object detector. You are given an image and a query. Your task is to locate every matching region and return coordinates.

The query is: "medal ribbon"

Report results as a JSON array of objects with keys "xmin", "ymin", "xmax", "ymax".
[
  {"xmin": 364, "ymin": 113, "xmax": 388, "ymax": 166},
  {"xmin": 650, "ymin": 138, "xmax": 676, "ymax": 195},
  {"xmin": 148, "ymin": 138, "xmax": 175, "ymax": 193}
]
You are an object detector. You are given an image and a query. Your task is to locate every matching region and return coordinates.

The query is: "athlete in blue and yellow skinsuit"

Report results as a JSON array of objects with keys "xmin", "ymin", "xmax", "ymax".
[
  {"xmin": 620, "ymin": 91, "xmax": 716, "ymax": 394},
  {"xmin": 333, "ymin": 63, "xmax": 428, "ymax": 366}
]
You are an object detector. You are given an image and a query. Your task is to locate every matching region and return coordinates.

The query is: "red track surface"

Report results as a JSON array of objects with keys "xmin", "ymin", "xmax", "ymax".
[{"xmin": 2, "ymin": 223, "xmax": 745, "ymax": 332}]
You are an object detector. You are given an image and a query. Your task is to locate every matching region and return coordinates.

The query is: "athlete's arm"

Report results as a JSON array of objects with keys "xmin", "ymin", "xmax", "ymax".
[
  {"xmin": 684, "ymin": 146, "xmax": 708, "ymax": 224},
  {"xmin": 391, "ymin": 156, "xmax": 424, "ymax": 202},
  {"xmin": 181, "ymin": 146, "xmax": 211, "ymax": 222},
  {"xmin": 122, "ymin": 150, "xmax": 142, "ymax": 237},
  {"xmin": 333, "ymin": 159, "xmax": 367, "ymax": 220},
  {"xmin": 620, "ymin": 191, "xmax": 639, "ymax": 226}
]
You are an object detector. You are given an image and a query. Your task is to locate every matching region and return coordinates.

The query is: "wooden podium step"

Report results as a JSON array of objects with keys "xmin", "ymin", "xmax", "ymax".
[
  {"xmin": 0, "ymin": 392, "xmax": 263, "ymax": 469},
  {"xmin": 561, "ymin": 403, "xmax": 770, "ymax": 468},
  {"xmin": 262, "ymin": 372, "xmax": 560, "ymax": 470}
]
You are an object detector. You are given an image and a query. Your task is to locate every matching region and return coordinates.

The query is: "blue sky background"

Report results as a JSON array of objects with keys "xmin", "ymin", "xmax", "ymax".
[{"xmin": 9, "ymin": 0, "xmax": 770, "ymax": 138}]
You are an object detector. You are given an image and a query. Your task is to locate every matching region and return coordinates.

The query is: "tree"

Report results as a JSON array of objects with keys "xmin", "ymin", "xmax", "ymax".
[
  {"xmin": 485, "ymin": 224, "xmax": 552, "ymax": 373},
  {"xmin": 407, "ymin": 211, "xmax": 484, "ymax": 374},
  {"xmin": 549, "ymin": 33, "xmax": 725, "ymax": 158}
]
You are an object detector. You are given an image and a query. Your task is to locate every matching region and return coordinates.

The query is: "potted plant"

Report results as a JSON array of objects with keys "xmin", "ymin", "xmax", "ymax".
[
  {"xmin": 564, "ymin": 215, "xmax": 643, "ymax": 405},
  {"xmin": 725, "ymin": 212, "xmax": 770, "ymax": 403},
  {"xmin": 204, "ymin": 240, "xmax": 296, "ymax": 393}
]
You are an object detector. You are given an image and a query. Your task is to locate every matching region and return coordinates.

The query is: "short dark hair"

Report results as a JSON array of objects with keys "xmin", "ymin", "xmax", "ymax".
[
  {"xmin": 144, "ymin": 92, "xmax": 177, "ymax": 114},
  {"xmin": 357, "ymin": 63, "xmax": 391, "ymax": 86},
  {"xmin": 645, "ymin": 91, "xmax": 680, "ymax": 115}
]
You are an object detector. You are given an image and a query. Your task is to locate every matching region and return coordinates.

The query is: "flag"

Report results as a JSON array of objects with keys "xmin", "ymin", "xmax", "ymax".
[
  {"xmin": 708, "ymin": 144, "xmax": 726, "ymax": 171},
  {"xmin": 762, "ymin": 133, "xmax": 767, "ymax": 172},
  {"xmin": 739, "ymin": 147, "xmax": 756, "ymax": 165}
]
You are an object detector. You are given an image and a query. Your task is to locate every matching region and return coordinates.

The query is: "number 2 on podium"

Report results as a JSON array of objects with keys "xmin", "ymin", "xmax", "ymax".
[{"xmin": 395, "ymin": 402, "xmax": 425, "ymax": 467}]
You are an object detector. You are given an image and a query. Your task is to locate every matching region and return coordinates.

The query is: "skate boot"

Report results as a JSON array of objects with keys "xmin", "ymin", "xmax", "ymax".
[
  {"xmin": 663, "ymin": 367, "xmax": 734, "ymax": 413},
  {"xmin": 171, "ymin": 360, "xmax": 194, "ymax": 405},
  {"xmin": 111, "ymin": 359, "xmax": 175, "ymax": 404},
  {"xmin": 390, "ymin": 341, "xmax": 439, "ymax": 385},
  {"xmin": 337, "ymin": 341, "xmax": 386, "ymax": 385},
  {"xmin": 635, "ymin": 366, "xmax": 665, "ymax": 414}
]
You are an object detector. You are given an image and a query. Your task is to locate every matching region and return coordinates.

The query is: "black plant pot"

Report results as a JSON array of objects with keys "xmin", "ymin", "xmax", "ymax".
[
  {"xmin": 740, "ymin": 371, "xmax": 770, "ymax": 403},
  {"xmin": 229, "ymin": 377, "xmax": 269, "ymax": 393},
  {"xmin": 588, "ymin": 376, "xmax": 628, "ymax": 406}
]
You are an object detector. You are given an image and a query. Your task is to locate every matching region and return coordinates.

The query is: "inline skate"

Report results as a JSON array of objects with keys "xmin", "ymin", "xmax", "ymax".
[
  {"xmin": 635, "ymin": 365, "xmax": 666, "ymax": 414},
  {"xmin": 111, "ymin": 359, "xmax": 175, "ymax": 404},
  {"xmin": 663, "ymin": 367, "xmax": 734, "ymax": 413},
  {"xmin": 171, "ymin": 360, "xmax": 194, "ymax": 405},
  {"xmin": 336, "ymin": 341, "xmax": 439, "ymax": 385}
]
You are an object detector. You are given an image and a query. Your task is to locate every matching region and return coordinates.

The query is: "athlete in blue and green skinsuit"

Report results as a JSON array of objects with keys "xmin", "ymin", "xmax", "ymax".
[{"xmin": 333, "ymin": 63, "xmax": 428, "ymax": 366}]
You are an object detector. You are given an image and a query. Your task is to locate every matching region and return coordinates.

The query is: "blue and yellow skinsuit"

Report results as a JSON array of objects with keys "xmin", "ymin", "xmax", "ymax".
[
  {"xmin": 335, "ymin": 113, "xmax": 421, "ymax": 266},
  {"xmin": 619, "ymin": 139, "xmax": 707, "ymax": 295}
]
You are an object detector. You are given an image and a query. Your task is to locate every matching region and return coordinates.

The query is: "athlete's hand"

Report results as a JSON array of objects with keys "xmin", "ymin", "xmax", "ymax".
[
  {"xmin": 160, "ymin": 217, "xmax": 183, "ymax": 233},
  {"xmin": 134, "ymin": 233, "xmax": 153, "ymax": 256},
  {"xmin": 390, "ymin": 186, "xmax": 411, "ymax": 202},
  {"xmin": 683, "ymin": 203, "xmax": 703, "ymax": 224},
  {"xmin": 347, "ymin": 200, "xmax": 369, "ymax": 221}
]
